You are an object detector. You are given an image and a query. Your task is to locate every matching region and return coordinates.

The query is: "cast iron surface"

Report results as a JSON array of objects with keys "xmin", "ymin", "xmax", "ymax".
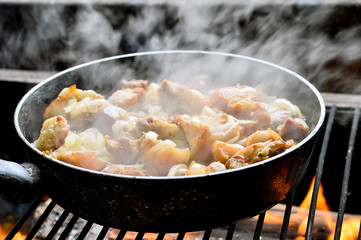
[{"xmin": 5, "ymin": 51, "xmax": 325, "ymax": 232}]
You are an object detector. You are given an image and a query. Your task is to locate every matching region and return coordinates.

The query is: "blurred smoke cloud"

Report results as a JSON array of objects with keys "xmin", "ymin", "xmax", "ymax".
[{"xmin": 0, "ymin": 3, "xmax": 361, "ymax": 93}]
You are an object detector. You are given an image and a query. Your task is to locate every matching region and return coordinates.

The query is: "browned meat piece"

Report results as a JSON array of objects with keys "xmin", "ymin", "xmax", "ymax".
[
  {"xmin": 134, "ymin": 131, "xmax": 161, "ymax": 154},
  {"xmin": 171, "ymin": 114, "xmax": 242, "ymax": 164},
  {"xmin": 135, "ymin": 117, "xmax": 187, "ymax": 148},
  {"xmin": 226, "ymin": 139, "xmax": 295, "ymax": 168},
  {"xmin": 102, "ymin": 105, "xmax": 127, "ymax": 122},
  {"xmin": 186, "ymin": 161, "xmax": 226, "ymax": 176},
  {"xmin": 119, "ymin": 79, "xmax": 149, "ymax": 90},
  {"xmin": 143, "ymin": 139, "xmax": 190, "ymax": 175},
  {"xmin": 104, "ymin": 136, "xmax": 138, "ymax": 165},
  {"xmin": 135, "ymin": 132, "xmax": 190, "ymax": 176},
  {"xmin": 87, "ymin": 105, "xmax": 127, "ymax": 135},
  {"xmin": 33, "ymin": 115, "xmax": 70, "ymax": 151},
  {"xmin": 158, "ymin": 80, "xmax": 208, "ymax": 115},
  {"xmin": 107, "ymin": 88, "xmax": 146, "ymax": 111},
  {"xmin": 101, "ymin": 165, "xmax": 121, "ymax": 174},
  {"xmin": 50, "ymin": 150, "xmax": 105, "ymax": 171},
  {"xmin": 102, "ymin": 166, "xmax": 146, "ymax": 176},
  {"xmin": 211, "ymin": 141, "xmax": 243, "ymax": 164},
  {"xmin": 241, "ymin": 129, "xmax": 283, "ymax": 147},
  {"xmin": 225, "ymin": 156, "xmax": 249, "ymax": 169},
  {"xmin": 278, "ymin": 118, "xmax": 309, "ymax": 142},
  {"xmin": 210, "ymin": 86, "xmax": 271, "ymax": 129}
]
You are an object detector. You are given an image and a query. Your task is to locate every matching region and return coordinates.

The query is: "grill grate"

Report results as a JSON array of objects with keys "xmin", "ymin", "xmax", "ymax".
[{"xmin": 5, "ymin": 105, "xmax": 361, "ymax": 240}]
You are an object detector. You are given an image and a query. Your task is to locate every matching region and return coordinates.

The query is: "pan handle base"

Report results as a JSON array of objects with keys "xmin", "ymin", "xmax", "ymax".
[{"xmin": 0, "ymin": 159, "xmax": 41, "ymax": 203}]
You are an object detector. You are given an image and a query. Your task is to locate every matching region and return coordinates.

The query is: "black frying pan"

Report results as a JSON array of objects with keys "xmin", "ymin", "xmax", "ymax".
[{"xmin": 0, "ymin": 51, "xmax": 325, "ymax": 233}]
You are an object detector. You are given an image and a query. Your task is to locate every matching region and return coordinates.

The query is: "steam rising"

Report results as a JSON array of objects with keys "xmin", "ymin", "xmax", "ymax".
[{"xmin": 1, "ymin": 3, "xmax": 361, "ymax": 93}]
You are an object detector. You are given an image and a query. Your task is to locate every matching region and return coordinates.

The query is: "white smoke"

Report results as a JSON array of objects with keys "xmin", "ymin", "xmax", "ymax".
[{"xmin": 1, "ymin": 3, "xmax": 361, "ymax": 93}]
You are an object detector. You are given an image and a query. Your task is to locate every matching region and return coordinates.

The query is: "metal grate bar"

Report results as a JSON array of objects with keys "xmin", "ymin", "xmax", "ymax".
[
  {"xmin": 116, "ymin": 230, "xmax": 127, "ymax": 240},
  {"xmin": 45, "ymin": 209, "xmax": 70, "ymax": 240},
  {"xmin": 96, "ymin": 226, "xmax": 110, "ymax": 240},
  {"xmin": 4, "ymin": 194, "xmax": 44, "ymax": 240},
  {"xmin": 25, "ymin": 200, "xmax": 56, "ymax": 240},
  {"xmin": 305, "ymin": 105, "xmax": 337, "ymax": 240},
  {"xmin": 358, "ymin": 220, "xmax": 361, "ymax": 240},
  {"xmin": 156, "ymin": 232, "xmax": 166, "ymax": 240},
  {"xmin": 58, "ymin": 214, "xmax": 79, "ymax": 240},
  {"xmin": 76, "ymin": 221, "xmax": 94, "ymax": 240},
  {"xmin": 253, "ymin": 212, "xmax": 265, "ymax": 240},
  {"xmin": 177, "ymin": 232, "xmax": 185, "ymax": 240},
  {"xmin": 334, "ymin": 105, "xmax": 360, "ymax": 240},
  {"xmin": 135, "ymin": 232, "xmax": 145, "ymax": 240},
  {"xmin": 280, "ymin": 189, "xmax": 296, "ymax": 240},
  {"xmin": 203, "ymin": 229, "xmax": 212, "ymax": 240},
  {"xmin": 225, "ymin": 224, "xmax": 235, "ymax": 240}
]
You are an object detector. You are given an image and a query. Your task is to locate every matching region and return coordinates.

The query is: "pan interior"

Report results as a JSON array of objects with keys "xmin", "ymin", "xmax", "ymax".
[{"xmin": 15, "ymin": 50, "xmax": 325, "ymax": 177}]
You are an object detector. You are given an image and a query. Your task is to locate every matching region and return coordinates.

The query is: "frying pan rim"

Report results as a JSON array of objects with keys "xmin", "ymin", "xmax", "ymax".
[{"xmin": 14, "ymin": 50, "xmax": 326, "ymax": 180}]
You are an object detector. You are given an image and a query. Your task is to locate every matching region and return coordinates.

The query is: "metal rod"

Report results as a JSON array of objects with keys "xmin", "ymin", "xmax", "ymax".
[
  {"xmin": 58, "ymin": 215, "xmax": 79, "ymax": 240},
  {"xmin": 358, "ymin": 219, "xmax": 361, "ymax": 240},
  {"xmin": 203, "ymin": 229, "xmax": 212, "ymax": 240},
  {"xmin": 156, "ymin": 232, "xmax": 166, "ymax": 240},
  {"xmin": 45, "ymin": 209, "xmax": 70, "ymax": 240},
  {"xmin": 176, "ymin": 232, "xmax": 185, "ymax": 240},
  {"xmin": 76, "ymin": 221, "xmax": 94, "ymax": 240},
  {"xmin": 280, "ymin": 189, "xmax": 296, "ymax": 240},
  {"xmin": 334, "ymin": 105, "xmax": 360, "ymax": 240},
  {"xmin": 96, "ymin": 226, "xmax": 110, "ymax": 240},
  {"xmin": 135, "ymin": 232, "xmax": 145, "ymax": 240},
  {"xmin": 253, "ymin": 212, "xmax": 265, "ymax": 240},
  {"xmin": 115, "ymin": 230, "xmax": 127, "ymax": 240},
  {"xmin": 305, "ymin": 105, "xmax": 337, "ymax": 240},
  {"xmin": 25, "ymin": 200, "xmax": 57, "ymax": 240},
  {"xmin": 225, "ymin": 224, "xmax": 236, "ymax": 240},
  {"xmin": 5, "ymin": 194, "xmax": 44, "ymax": 240}
]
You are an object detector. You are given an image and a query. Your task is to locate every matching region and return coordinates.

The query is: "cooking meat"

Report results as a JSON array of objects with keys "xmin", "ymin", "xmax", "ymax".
[
  {"xmin": 35, "ymin": 78, "xmax": 309, "ymax": 177},
  {"xmin": 226, "ymin": 139, "xmax": 295, "ymax": 168},
  {"xmin": 107, "ymin": 87, "xmax": 146, "ymax": 111},
  {"xmin": 241, "ymin": 129, "xmax": 283, "ymax": 146},
  {"xmin": 136, "ymin": 116, "xmax": 187, "ymax": 148},
  {"xmin": 278, "ymin": 117, "xmax": 309, "ymax": 142},
  {"xmin": 170, "ymin": 113, "xmax": 241, "ymax": 164},
  {"xmin": 268, "ymin": 98, "xmax": 304, "ymax": 129},
  {"xmin": 119, "ymin": 79, "xmax": 149, "ymax": 90},
  {"xmin": 104, "ymin": 136, "xmax": 138, "ymax": 165},
  {"xmin": 50, "ymin": 150, "xmax": 105, "ymax": 171},
  {"xmin": 189, "ymin": 74, "xmax": 214, "ymax": 93},
  {"xmin": 158, "ymin": 79, "xmax": 208, "ymax": 115},
  {"xmin": 210, "ymin": 86, "xmax": 271, "ymax": 129},
  {"xmin": 211, "ymin": 141, "xmax": 244, "ymax": 164},
  {"xmin": 135, "ymin": 132, "xmax": 190, "ymax": 175},
  {"xmin": 101, "ymin": 166, "xmax": 145, "ymax": 176},
  {"xmin": 99, "ymin": 105, "xmax": 127, "ymax": 123},
  {"xmin": 87, "ymin": 105, "xmax": 128, "ymax": 135},
  {"xmin": 186, "ymin": 161, "xmax": 226, "ymax": 176},
  {"xmin": 33, "ymin": 115, "xmax": 70, "ymax": 151},
  {"xmin": 43, "ymin": 85, "xmax": 104, "ymax": 120}
]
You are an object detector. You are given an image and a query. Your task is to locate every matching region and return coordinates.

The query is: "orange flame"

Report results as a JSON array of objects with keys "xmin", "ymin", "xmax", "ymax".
[
  {"xmin": 0, "ymin": 225, "xmax": 27, "ymax": 240},
  {"xmin": 296, "ymin": 176, "xmax": 335, "ymax": 239},
  {"xmin": 259, "ymin": 175, "xmax": 361, "ymax": 240},
  {"xmin": 327, "ymin": 218, "xmax": 361, "ymax": 240}
]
